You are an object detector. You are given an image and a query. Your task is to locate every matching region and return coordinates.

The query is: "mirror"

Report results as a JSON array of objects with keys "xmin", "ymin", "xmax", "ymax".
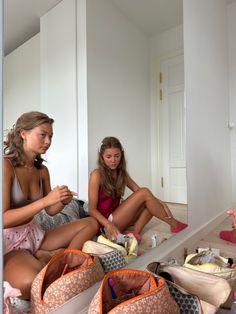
[
  {"xmin": 3, "ymin": 0, "xmax": 187, "ymax": 261},
  {"xmin": 86, "ymin": 0, "xmax": 187, "ymax": 256}
]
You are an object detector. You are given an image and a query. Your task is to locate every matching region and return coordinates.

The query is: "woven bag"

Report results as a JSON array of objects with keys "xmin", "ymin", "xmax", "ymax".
[
  {"xmin": 82, "ymin": 240, "xmax": 126, "ymax": 273},
  {"xmin": 88, "ymin": 268, "xmax": 180, "ymax": 314},
  {"xmin": 31, "ymin": 249, "xmax": 105, "ymax": 314}
]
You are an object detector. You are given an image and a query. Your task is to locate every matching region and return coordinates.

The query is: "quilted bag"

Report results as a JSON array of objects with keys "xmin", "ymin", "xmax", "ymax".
[
  {"xmin": 88, "ymin": 268, "xmax": 180, "ymax": 314},
  {"xmin": 82, "ymin": 240, "xmax": 126, "ymax": 273},
  {"xmin": 147, "ymin": 262, "xmax": 202, "ymax": 314},
  {"xmin": 97, "ymin": 234, "xmax": 138, "ymax": 263},
  {"xmin": 31, "ymin": 249, "xmax": 105, "ymax": 314}
]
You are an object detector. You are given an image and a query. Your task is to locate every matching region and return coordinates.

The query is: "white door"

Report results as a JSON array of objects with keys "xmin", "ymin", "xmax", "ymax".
[{"xmin": 160, "ymin": 54, "xmax": 187, "ymax": 204}]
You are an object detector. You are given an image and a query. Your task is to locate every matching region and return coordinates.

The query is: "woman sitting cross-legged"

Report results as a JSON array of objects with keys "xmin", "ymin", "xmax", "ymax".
[{"xmin": 3, "ymin": 111, "xmax": 99, "ymax": 299}]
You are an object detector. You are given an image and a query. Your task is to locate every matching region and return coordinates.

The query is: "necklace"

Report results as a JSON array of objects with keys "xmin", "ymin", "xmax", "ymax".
[{"xmin": 24, "ymin": 164, "xmax": 34, "ymax": 170}]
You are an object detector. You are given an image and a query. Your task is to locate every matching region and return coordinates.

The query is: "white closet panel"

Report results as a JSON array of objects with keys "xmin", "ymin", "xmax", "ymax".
[{"xmin": 40, "ymin": 0, "xmax": 78, "ymax": 191}]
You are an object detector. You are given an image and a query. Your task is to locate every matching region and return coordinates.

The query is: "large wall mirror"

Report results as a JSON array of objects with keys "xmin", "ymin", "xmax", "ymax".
[{"xmin": 3, "ymin": 0, "xmax": 187, "ymax": 263}]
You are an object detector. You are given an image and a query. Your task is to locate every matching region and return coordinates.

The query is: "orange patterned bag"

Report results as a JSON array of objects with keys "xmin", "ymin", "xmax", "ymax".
[
  {"xmin": 88, "ymin": 268, "xmax": 180, "ymax": 314},
  {"xmin": 31, "ymin": 249, "xmax": 105, "ymax": 314}
]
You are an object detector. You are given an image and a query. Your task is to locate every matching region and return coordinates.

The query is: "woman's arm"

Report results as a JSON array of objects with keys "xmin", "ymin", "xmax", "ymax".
[
  {"xmin": 88, "ymin": 169, "xmax": 120, "ymax": 238},
  {"xmin": 126, "ymin": 175, "xmax": 140, "ymax": 192},
  {"xmin": 88, "ymin": 170, "xmax": 110, "ymax": 227},
  {"xmin": 41, "ymin": 166, "xmax": 74, "ymax": 216}
]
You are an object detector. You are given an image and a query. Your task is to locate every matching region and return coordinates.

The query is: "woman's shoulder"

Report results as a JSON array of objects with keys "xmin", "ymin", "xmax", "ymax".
[
  {"xmin": 89, "ymin": 169, "xmax": 101, "ymax": 181},
  {"xmin": 4, "ymin": 157, "xmax": 13, "ymax": 170},
  {"xmin": 40, "ymin": 164, "xmax": 49, "ymax": 175},
  {"xmin": 90, "ymin": 168, "xmax": 100, "ymax": 176}
]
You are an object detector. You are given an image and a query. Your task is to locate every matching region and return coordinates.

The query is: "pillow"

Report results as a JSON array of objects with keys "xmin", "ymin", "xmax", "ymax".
[{"xmin": 35, "ymin": 199, "xmax": 88, "ymax": 231}]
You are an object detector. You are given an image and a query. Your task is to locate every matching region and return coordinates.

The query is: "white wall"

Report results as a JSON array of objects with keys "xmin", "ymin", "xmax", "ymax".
[
  {"xmin": 3, "ymin": 34, "xmax": 40, "ymax": 131},
  {"xmin": 184, "ymin": 0, "xmax": 231, "ymax": 229},
  {"xmin": 86, "ymin": 0, "xmax": 151, "ymax": 188},
  {"xmin": 228, "ymin": 2, "xmax": 236, "ymax": 206}
]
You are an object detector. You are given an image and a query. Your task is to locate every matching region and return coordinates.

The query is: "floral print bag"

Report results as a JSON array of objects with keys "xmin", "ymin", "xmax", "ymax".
[
  {"xmin": 31, "ymin": 249, "xmax": 105, "ymax": 314},
  {"xmin": 88, "ymin": 268, "xmax": 180, "ymax": 314}
]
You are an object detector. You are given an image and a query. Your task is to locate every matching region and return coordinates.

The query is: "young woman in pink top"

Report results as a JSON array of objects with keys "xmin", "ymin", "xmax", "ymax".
[
  {"xmin": 3, "ymin": 111, "xmax": 98, "ymax": 299},
  {"xmin": 88, "ymin": 136, "xmax": 187, "ymax": 242}
]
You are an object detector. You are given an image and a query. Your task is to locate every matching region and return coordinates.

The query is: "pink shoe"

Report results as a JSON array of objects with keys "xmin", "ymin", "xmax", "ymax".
[
  {"xmin": 219, "ymin": 230, "xmax": 236, "ymax": 244},
  {"xmin": 124, "ymin": 230, "xmax": 142, "ymax": 244},
  {"xmin": 170, "ymin": 223, "xmax": 188, "ymax": 233}
]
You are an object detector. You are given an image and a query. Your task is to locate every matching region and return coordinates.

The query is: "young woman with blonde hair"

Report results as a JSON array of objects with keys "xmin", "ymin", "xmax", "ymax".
[
  {"xmin": 88, "ymin": 136, "xmax": 187, "ymax": 241},
  {"xmin": 3, "ymin": 111, "xmax": 98, "ymax": 299}
]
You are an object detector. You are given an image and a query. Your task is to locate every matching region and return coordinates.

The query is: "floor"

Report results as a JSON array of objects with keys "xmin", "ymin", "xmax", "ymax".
[
  {"xmin": 138, "ymin": 203, "xmax": 188, "ymax": 255},
  {"xmin": 195, "ymin": 215, "xmax": 236, "ymax": 259},
  {"xmin": 194, "ymin": 215, "xmax": 236, "ymax": 314},
  {"xmin": 138, "ymin": 208, "xmax": 235, "ymax": 313}
]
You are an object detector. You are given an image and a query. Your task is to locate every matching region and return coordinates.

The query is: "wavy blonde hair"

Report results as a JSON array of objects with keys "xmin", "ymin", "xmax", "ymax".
[
  {"xmin": 4, "ymin": 111, "xmax": 54, "ymax": 168},
  {"xmin": 98, "ymin": 137, "xmax": 128, "ymax": 198}
]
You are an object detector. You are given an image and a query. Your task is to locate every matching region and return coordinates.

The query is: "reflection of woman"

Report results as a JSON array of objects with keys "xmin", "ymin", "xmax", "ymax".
[
  {"xmin": 3, "ymin": 111, "xmax": 99, "ymax": 299},
  {"xmin": 88, "ymin": 136, "xmax": 187, "ymax": 241}
]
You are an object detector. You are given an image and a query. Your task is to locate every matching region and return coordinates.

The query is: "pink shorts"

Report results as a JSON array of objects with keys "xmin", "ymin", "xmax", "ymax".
[{"xmin": 4, "ymin": 219, "xmax": 45, "ymax": 255}]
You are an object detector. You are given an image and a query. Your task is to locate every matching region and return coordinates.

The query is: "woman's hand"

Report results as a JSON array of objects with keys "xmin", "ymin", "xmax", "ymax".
[
  {"xmin": 105, "ymin": 222, "xmax": 120, "ymax": 240},
  {"xmin": 45, "ymin": 185, "xmax": 74, "ymax": 207}
]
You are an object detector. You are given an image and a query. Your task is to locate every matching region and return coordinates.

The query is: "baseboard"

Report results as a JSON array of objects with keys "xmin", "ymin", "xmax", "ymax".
[{"xmin": 51, "ymin": 210, "xmax": 228, "ymax": 314}]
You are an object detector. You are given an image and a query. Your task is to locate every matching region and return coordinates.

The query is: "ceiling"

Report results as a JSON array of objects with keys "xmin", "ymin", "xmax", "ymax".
[
  {"xmin": 4, "ymin": 0, "xmax": 235, "ymax": 56},
  {"xmin": 4, "ymin": 0, "xmax": 183, "ymax": 56},
  {"xmin": 4, "ymin": 0, "xmax": 63, "ymax": 55}
]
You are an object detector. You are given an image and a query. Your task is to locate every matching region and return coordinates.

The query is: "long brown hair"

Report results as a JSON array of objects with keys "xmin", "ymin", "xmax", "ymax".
[
  {"xmin": 98, "ymin": 136, "xmax": 128, "ymax": 198},
  {"xmin": 4, "ymin": 111, "xmax": 54, "ymax": 168}
]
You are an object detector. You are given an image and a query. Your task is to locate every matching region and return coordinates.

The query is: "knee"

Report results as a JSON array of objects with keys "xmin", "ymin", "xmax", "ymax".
[
  {"xmin": 87, "ymin": 217, "xmax": 99, "ymax": 233},
  {"xmin": 138, "ymin": 187, "xmax": 153, "ymax": 198},
  {"xmin": 17, "ymin": 269, "xmax": 40, "ymax": 300}
]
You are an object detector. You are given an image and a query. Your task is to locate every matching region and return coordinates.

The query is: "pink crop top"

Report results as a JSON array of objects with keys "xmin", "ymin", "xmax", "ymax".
[{"xmin": 97, "ymin": 188, "xmax": 121, "ymax": 219}]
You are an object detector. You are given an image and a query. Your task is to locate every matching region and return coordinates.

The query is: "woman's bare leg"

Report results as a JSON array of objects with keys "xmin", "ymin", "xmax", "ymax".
[
  {"xmin": 4, "ymin": 250, "xmax": 43, "ymax": 299},
  {"xmin": 112, "ymin": 188, "xmax": 185, "ymax": 232},
  {"xmin": 132, "ymin": 208, "xmax": 152, "ymax": 234},
  {"xmin": 39, "ymin": 217, "xmax": 99, "ymax": 251},
  {"xmin": 34, "ymin": 248, "xmax": 63, "ymax": 266}
]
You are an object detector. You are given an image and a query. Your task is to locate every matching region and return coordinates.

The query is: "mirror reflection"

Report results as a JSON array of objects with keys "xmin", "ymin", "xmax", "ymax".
[{"xmin": 3, "ymin": 0, "xmax": 187, "ymax": 265}]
